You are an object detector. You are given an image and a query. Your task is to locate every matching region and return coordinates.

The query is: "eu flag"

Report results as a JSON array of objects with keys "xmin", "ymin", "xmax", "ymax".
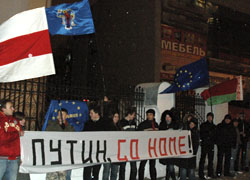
[
  {"xmin": 46, "ymin": 0, "xmax": 95, "ymax": 35},
  {"xmin": 160, "ymin": 58, "xmax": 209, "ymax": 94},
  {"xmin": 42, "ymin": 100, "xmax": 89, "ymax": 131}
]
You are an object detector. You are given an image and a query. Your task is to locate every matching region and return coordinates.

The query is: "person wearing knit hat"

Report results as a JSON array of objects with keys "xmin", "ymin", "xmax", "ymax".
[
  {"xmin": 198, "ymin": 112, "xmax": 216, "ymax": 179},
  {"xmin": 137, "ymin": 109, "xmax": 159, "ymax": 180},
  {"xmin": 179, "ymin": 117, "xmax": 200, "ymax": 180},
  {"xmin": 215, "ymin": 114, "xmax": 236, "ymax": 178}
]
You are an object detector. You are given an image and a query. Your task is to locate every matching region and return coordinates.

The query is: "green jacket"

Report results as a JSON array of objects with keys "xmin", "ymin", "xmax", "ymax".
[{"xmin": 46, "ymin": 120, "xmax": 75, "ymax": 132}]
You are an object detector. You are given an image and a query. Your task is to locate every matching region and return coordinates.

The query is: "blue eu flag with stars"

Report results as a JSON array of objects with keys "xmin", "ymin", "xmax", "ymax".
[
  {"xmin": 42, "ymin": 100, "xmax": 89, "ymax": 131},
  {"xmin": 160, "ymin": 58, "xmax": 209, "ymax": 94},
  {"xmin": 46, "ymin": 0, "xmax": 95, "ymax": 35}
]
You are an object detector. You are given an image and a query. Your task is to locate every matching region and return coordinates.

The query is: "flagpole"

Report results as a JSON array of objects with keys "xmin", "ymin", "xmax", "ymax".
[{"xmin": 207, "ymin": 57, "xmax": 213, "ymax": 113}]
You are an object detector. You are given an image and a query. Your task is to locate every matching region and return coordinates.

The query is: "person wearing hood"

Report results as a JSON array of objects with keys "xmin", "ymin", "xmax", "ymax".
[
  {"xmin": 198, "ymin": 112, "xmax": 216, "ymax": 179},
  {"xmin": 215, "ymin": 114, "xmax": 236, "ymax": 178},
  {"xmin": 159, "ymin": 110, "xmax": 179, "ymax": 180}
]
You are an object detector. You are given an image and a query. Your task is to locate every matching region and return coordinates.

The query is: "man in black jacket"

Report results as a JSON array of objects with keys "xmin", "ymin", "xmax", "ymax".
[
  {"xmin": 198, "ymin": 112, "xmax": 216, "ymax": 179},
  {"xmin": 83, "ymin": 106, "xmax": 106, "ymax": 180},
  {"xmin": 138, "ymin": 109, "xmax": 159, "ymax": 180},
  {"xmin": 119, "ymin": 107, "xmax": 137, "ymax": 180},
  {"xmin": 216, "ymin": 114, "xmax": 236, "ymax": 178}
]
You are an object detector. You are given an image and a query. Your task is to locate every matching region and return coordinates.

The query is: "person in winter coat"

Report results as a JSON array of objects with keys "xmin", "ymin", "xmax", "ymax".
[
  {"xmin": 0, "ymin": 99, "xmax": 23, "ymax": 180},
  {"xmin": 237, "ymin": 112, "xmax": 250, "ymax": 171},
  {"xmin": 137, "ymin": 109, "xmax": 159, "ymax": 180},
  {"xmin": 118, "ymin": 107, "xmax": 137, "ymax": 180},
  {"xmin": 178, "ymin": 117, "xmax": 200, "ymax": 180},
  {"xmin": 215, "ymin": 114, "xmax": 236, "ymax": 177},
  {"xmin": 159, "ymin": 110, "xmax": 179, "ymax": 180},
  {"xmin": 230, "ymin": 118, "xmax": 242, "ymax": 175},
  {"xmin": 198, "ymin": 112, "xmax": 216, "ymax": 179},
  {"xmin": 83, "ymin": 106, "xmax": 106, "ymax": 180},
  {"xmin": 102, "ymin": 110, "xmax": 121, "ymax": 180},
  {"xmin": 46, "ymin": 108, "xmax": 74, "ymax": 180}
]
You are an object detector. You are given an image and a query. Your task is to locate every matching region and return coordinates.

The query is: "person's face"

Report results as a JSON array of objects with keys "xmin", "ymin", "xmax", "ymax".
[
  {"xmin": 147, "ymin": 113, "xmax": 154, "ymax": 121},
  {"xmin": 207, "ymin": 115, "xmax": 213, "ymax": 122},
  {"xmin": 187, "ymin": 115, "xmax": 192, "ymax": 121},
  {"xmin": 225, "ymin": 118, "xmax": 231, "ymax": 124},
  {"xmin": 113, "ymin": 113, "xmax": 119, "ymax": 124},
  {"xmin": 189, "ymin": 122, "xmax": 195, "ymax": 129},
  {"xmin": 128, "ymin": 112, "xmax": 136, "ymax": 121},
  {"xmin": 20, "ymin": 118, "xmax": 26, "ymax": 126},
  {"xmin": 233, "ymin": 121, "xmax": 239, "ymax": 127},
  {"xmin": 2, "ymin": 102, "xmax": 14, "ymax": 116},
  {"xmin": 90, "ymin": 109, "xmax": 99, "ymax": 121},
  {"xmin": 239, "ymin": 114, "xmax": 244, "ymax": 120},
  {"xmin": 165, "ymin": 114, "xmax": 172, "ymax": 123},
  {"xmin": 57, "ymin": 111, "xmax": 67, "ymax": 123}
]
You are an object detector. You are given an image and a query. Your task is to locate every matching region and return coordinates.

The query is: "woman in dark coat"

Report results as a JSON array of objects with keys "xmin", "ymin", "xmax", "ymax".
[
  {"xmin": 102, "ymin": 110, "xmax": 121, "ymax": 180},
  {"xmin": 159, "ymin": 110, "xmax": 179, "ymax": 180},
  {"xmin": 178, "ymin": 117, "xmax": 200, "ymax": 180}
]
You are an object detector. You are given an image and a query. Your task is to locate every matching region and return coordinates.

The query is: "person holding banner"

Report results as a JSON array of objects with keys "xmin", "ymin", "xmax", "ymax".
[
  {"xmin": 119, "ymin": 107, "xmax": 137, "ymax": 180},
  {"xmin": 159, "ymin": 110, "xmax": 179, "ymax": 180},
  {"xmin": 13, "ymin": 111, "xmax": 31, "ymax": 180},
  {"xmin": 138, "ymin": 109, "xmax": 159, "ymax": 180},
  {"xmin": 83, "ymin": 106, "xmax": 106, "ymax": 180},
  {"xmin": 102, "ymin": 110, "xmax": 121, "ymax": 180},
  {"xmin": 0, "ymin": 99, "xmax": 23, "ymax": 180},
  {"xmin": 178, "ymin": 117, "xmax": 199, "ymax": 180},
  {"xmin": 45, "ymin": 108, "xmax": 74, "ymax": 180}
]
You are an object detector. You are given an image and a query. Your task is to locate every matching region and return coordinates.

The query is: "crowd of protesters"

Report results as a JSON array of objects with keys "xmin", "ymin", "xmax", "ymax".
[{"xmin": 1, "ymin": 98, "xmax": 250, "ymax": 180}]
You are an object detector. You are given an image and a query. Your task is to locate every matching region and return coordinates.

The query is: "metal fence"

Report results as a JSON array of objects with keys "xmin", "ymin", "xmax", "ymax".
[
  {"xmin": 0, "ymin": 78, "xmax": 145, "ymax": 131},
  {"xmin": 175, "ymin": 90, "xmax": 206, "ymax": 126},
  {"xmin": 0, "ymin": 78, "xmax": 47, "ymax": 130},
  {"xmin": 0, "ymin": 78, "xmax": 205, "ymax": 130}
]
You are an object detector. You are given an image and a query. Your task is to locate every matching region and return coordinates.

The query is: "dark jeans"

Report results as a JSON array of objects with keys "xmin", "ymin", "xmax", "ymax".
[
  {"xmin": 239, "ymin": 141, "xmax": 248, "ymax": 169},
  {"xmin": 119, "ymin": 161, "xmax": 137, "ymax": 180},
  {"xmin": 138, "ymin": 159, "xmax": 156, "ymax": 180},
  {"xmin": 165, "ymin": 164, "xmax": 176, "ymax": 180},
  {"xmin": 199, "ymin": 146, "xmax": 214, "ymax": 177},
  {"xmin": 83, "ymin": 165, "xmax": 101, "ymax": 180},
  {"xmin": 231, "ymin": 144, "xmax": 240, "ymax": 172},
  {"xmin": 180, "ymin": 168, "xmax": 195, "ymax": 180},
  {"xmin": 216, "ymin": 146, "xmax": 231, "ymax": 175}
]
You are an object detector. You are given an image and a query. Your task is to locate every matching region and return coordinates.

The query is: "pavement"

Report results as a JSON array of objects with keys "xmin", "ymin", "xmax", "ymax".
[
  {"xmin": 16, "ymin": 169, "xmax": 250, "ymax": 180},
  {"xmin": 207, "ymin": 171, "xmax": 250, "ymax": 180},
  {"xmin": 153, "ymin": 170, "xmax": 250, "ymax": 180}
]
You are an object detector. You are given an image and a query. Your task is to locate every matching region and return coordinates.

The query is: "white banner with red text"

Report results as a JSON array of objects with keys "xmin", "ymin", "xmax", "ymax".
[{"xmin": 20, "ymin": 130, "xmax": 192, "ymax": 173}]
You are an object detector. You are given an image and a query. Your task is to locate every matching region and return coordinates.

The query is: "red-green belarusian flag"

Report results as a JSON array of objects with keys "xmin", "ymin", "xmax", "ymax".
[{"xmin": 201, "ymin": 78, "xmax": 238, "ymax": 105}]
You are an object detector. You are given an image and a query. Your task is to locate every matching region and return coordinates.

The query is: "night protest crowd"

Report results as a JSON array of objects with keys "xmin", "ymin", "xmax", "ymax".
[{"xmin": 1, "ymin": 98, "xmax": 250, "ymax": 180}]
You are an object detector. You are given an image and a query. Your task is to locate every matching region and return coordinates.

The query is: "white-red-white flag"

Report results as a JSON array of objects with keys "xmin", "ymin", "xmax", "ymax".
[{"xmin": 0, "ymin": 7, "xmax": 55, "ymax": 82}]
